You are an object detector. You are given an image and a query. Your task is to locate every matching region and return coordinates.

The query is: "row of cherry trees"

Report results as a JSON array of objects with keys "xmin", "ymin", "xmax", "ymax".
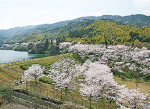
[
  {"xmin": 68, "ymin": 43, "xmax": 150, "ymax": 66},
  {"xmin": 22, "ymin": 43, "xmax": 150, "ymax": 108},
  {"xmin": 48, "ymin": 59, "xmax": 148, "ymax": 108},
  {"xmin": 67, "ymin": 43, "xmax": 150, "ymax": 78},
  {"xmin": 22, "ymin": 59, "xmax": 149, "ymax": 108}
]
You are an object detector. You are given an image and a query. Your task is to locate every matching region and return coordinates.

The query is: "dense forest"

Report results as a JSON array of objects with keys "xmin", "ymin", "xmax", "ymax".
[
  {"xmin": 57, "ymin": 19, "xmax": 150, "ymax": 48},
  {"xmin": 18, "ymin": 19, "xmax": 94, "ymax": 43},
  {"xmin": 1, "ymin": 14, "xmax": 150, "ymax": 45}
]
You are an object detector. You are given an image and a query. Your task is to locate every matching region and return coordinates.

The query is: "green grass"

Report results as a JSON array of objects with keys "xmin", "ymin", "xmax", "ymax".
[
  {"xmin": 5, "ymin": 53, "xmax": 74, "ymax": 73},
  {"xmin": 114, "ymin": 76, "xmax": 150, "ymax": 95},
  {"xmin": 39, "ymin": 76, "xmax": 55, "ymax": 84},
  {"xmin": 0, "ymin": 67, "xmax": 22, "ymax": 85}
]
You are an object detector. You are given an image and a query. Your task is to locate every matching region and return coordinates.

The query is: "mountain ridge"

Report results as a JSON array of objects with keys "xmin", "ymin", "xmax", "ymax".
[{"xmin": 0, "ymin": 14, "xmax": 150, "ymax": 45}]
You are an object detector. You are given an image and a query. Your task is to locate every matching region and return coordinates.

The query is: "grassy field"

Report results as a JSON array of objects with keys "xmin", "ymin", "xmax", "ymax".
[{"xmin": 114, "ymin": 76, "xmax": 150, "ymax": 95}]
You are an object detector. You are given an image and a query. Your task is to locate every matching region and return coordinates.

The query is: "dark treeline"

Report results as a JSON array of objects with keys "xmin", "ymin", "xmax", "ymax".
[{"xmin": 28, "ymin": 38, "xmax": 59, "ymax": 55}]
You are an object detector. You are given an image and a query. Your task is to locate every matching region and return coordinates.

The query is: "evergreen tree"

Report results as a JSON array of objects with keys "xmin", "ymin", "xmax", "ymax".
[
  {"xmin": 43, "ymin": 38, "xmax": 49, "ymax": 51},
  {"xmin": 36, "ymin": 43, "xmax": 44, "ymax": 54}
]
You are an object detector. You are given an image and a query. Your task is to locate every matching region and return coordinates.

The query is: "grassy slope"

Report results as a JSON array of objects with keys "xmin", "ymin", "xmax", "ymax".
[
  {"xmin": 0, "ymin": 67, "xmax": 22, "ymax": 85},
  {"xmin": 114, "ymin": 76, "xmax": 150, "ymax": 95}
]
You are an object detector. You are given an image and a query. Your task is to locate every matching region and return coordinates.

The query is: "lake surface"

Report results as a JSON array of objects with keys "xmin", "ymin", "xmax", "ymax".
[{"xmin": 0, "ymin": 50, "xmax": 49, "ymax": 64}]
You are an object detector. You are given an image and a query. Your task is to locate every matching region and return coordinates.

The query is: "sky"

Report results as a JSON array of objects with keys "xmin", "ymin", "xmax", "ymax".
[{"xmin": 0, "ymin": 0, "xmax": 150, "ymax": 30}]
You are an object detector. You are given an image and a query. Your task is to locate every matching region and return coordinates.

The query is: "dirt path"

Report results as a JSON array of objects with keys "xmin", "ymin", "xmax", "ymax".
[{"xmin": 0, "ymin": 101, "xmax": 34, "ymax": 109}]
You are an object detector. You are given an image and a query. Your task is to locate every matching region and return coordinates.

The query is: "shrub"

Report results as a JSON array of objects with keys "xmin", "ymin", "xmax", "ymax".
[
  {"xmin": 144, "ymin": 74, "xmax": 150, "ymax": 82},
  {"xmin": 111, "ymin": 69, "xmax": 125, "ymax": 77},
  {"xmin": 72, "ymin": 54, "xmax": 88, "ymax": 65},
  {"xmin": 39, "ymin": 76, "xmax": 55, "ymax": 84},
  {"xmin": 20, "ymin": 64, "xmax": 31, "ymax": 70}
]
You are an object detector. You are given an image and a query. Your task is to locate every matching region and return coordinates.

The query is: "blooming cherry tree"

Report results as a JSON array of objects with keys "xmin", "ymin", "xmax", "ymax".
[
  {"xmin": 48, "ymin": 58, "xmax": 77, "ymax": 91},
  {"xmin": 22, "ymin": 64, "xmax": 45, "ymax": 82},
  {"xmin": 68, "ymin": 42, "xmax": 150, "ymax": 75},
  {"xmin": 76, "ymin": 60, "xmax": 116, "ymax": 98},
  {"xmin": 75, "ymin": 60, "xmax": 148, "ymax": 108},
  {"xmin": 50, "ymin": 42, "xmax": 150, "ymax": 108}
]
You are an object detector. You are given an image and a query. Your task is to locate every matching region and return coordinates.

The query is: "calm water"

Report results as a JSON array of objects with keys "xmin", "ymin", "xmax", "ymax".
[{"xmin": 0, "ymin": 50, "xmax": 49, "ymax": 64}]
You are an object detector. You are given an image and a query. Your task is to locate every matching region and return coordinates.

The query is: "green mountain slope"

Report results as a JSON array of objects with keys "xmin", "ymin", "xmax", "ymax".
[
  {"xmin": 2, "ymin": 14, "xmax": 150, "ymax": 44},
  {"xmin": 97, "ymin": 14, "xmax": 150, "ymax": 26},
  {"xmin": 0, "ymin": 25, "xmax": 36, "ymax": 40},
  {"xmin": 57, "ymin": 19, "xmax": 150, "ymax": 46},
  {"xmin": 71, "ymin": 14, "xmax": 150, "ymax": 27},
  {"xmin": 5, "ymin": 19, "xmax": 94, "ymax": 43}
]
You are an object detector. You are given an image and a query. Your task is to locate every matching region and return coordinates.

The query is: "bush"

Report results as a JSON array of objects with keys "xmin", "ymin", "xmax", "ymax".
[
  {"xmin": 111, "ymin": 69, "xmax": 125, "ymax": 77},
  {"xmin": 99, "ymin": 98, "xmax": 106, "ymax": 103},
  {"xmin": 20, "ymin": 63, "xmax": 39, "ymax": 70},
  {"xmin": 20, "ymin": 64, "xmax": 31, "ymax": 70},
  {"xmin": 144, "ymin": 74, "xmax": 150, "ymax": 82},
  {"xmin": 39, "ymin": 76, "xmax": 55, "ymax": 84},
  {"xmin": 72, "ymin": 54, "xmax": 88, "ymax": 65}
]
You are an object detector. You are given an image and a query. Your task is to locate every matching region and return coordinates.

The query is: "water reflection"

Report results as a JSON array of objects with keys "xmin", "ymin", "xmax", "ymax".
[{"xmin": 0, "ymin": 50, "xmax": 52, "ymax": 64}]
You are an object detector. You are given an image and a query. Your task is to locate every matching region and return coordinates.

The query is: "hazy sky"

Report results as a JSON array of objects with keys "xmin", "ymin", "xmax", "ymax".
[{"xmin": 0, "ymin": 0, "xmax": 150, "ymax": 29}]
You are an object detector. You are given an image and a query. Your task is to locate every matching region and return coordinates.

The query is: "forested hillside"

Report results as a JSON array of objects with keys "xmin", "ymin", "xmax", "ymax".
[
  {"xmin": 5, "ymin": 19, "xmax": 94, "ymax": 43},
  {"xmin": 0, "ymin": 25, "xmax": 36, "ymax": 46},
  {"xmin": 57, "ymin": 19, "xmax": 150, "ymax": 48},
  {"xmin": 0, "ymin": 25, "xmax": 36, "ymax": 40},
  {"xmin": 1, "ymin": 14, "xmax": 150, "ymax": 45},
  {"xmin": 1, "ymin": 15, "xmax": 150, "ymax": 108},
  {"xmin": 95, "ymin": 14, "xmax": 150, "ymax": 27},
  {"xmin": 66, "ymin": 14, "xmax": 150, "ymax": 27},
  {"xmin": 2, "ymin": 21, "xmax": 71, "ymax": 44}
]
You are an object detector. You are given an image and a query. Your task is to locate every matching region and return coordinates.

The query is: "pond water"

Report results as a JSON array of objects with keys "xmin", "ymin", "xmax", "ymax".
[{"xmin": 0, "ymin": 50, "xmax": 49, "ymax": 64}]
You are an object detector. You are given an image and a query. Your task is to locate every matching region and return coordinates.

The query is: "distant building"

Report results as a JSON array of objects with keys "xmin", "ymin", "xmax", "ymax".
[
  {"xmin": 59, "ymin": 42, "xmax": 72, "ymax": 49},
  {"xmin": 2, "ymin": 44, "xmax": 10, "ymax": 47}
]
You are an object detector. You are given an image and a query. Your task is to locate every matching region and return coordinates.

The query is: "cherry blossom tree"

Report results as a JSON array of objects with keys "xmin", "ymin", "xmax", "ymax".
[
  {"xmin": 68, "ymin": 42, "xmax": 150, "ymax": 75},
  {"xmin": 76, "ymin": 60, "xmax": 116, "ymax": 98},
  {"xmin": 75, "ymin": 60, "xmax": 148, "ymax": 108},
  {"xmin": 59, "ymin": 42, "xmax": 72, "ymax": 53},
  {"xmin": 68, "ymin": 43, "xmax": 106, "ymax": 55},
  {"xmin": 22, "ymin": 64, "xmax": 45, "ymax": 83},
  {"xmin": 59, "ymin": 42, "xmax": 72, "ymax": 49},
  {"xmin": 51, "ymin": 42, "xmax": 150, "ymax": 108},
  {"xmin": 68, "ymin": 43, "xmax": 149, "ymax": 64},
  {"xmin": 48, "ymin": 58, "xmax": 77, "ymax": 92}
]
